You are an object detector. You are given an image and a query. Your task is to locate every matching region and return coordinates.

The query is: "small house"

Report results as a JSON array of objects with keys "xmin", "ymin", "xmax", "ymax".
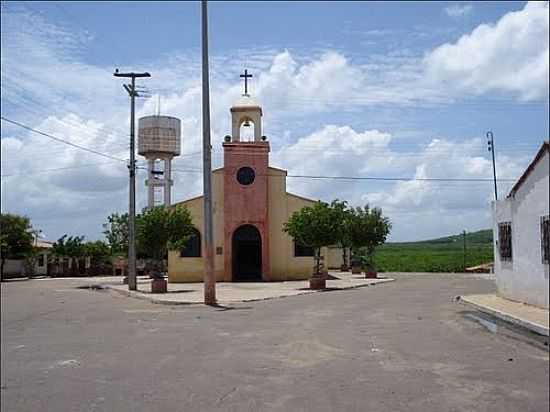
[{"xmin": 492, "ymin": 141, "xmax": 549, "ymax": 309}]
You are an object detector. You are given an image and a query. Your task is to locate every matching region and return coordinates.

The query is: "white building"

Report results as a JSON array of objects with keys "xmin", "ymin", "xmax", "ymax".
[{"xmin": 492, "ymin": 141, "xmax": 549, "ymax": 309}]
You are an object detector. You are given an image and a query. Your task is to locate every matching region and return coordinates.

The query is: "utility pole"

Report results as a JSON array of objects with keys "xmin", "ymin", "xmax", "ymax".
[
  {"xmin": 201, "ymin": 0, "xmax": 216, "ymax": 305},
  {"xmin": 113, "ymin": 69, "xmax": 151, "ymax": 291},
  {"xmin": 487, "ymin": 131, "xmax": 498, "ymax": 201},
  {"xmin": 462, "ymin": 230, "xmax": 467, "ymax": 272}
]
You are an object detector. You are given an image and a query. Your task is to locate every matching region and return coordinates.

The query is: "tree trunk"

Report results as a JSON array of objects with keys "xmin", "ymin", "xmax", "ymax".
[
  {"xmin": 314, "ymin": 247, "xmax": 321, "ymax": 277},
  {"xmin": 341, "ymin": 247, "xmax": 349, "ymax": 271}
]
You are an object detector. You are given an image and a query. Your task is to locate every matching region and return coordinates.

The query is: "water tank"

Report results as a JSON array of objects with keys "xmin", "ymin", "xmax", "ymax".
[{"xmin": 138, "ymin": 115, "xmax": 181, "ymax": 156}]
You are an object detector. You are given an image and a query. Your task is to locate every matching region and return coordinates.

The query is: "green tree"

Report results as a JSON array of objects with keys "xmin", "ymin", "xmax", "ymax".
[
  {"xmin": 84, "ymin": 240, "xmax": 111, "ymax": 265},
  {"xmin": 0, "ymin": 213, "xmax": 35, "ymax": 280},
  {"xmin": 52, "ymin": 235, "xmax": 86, "ymax": 258},
  {"xmin": 136, "ymin": 206, "xmax": 194, "ymax": 277},
  {"xmin": 283, "ymin": 201, "xmax": 341, "ymax": 277},
  {"xmin": 331, "ymin": 199, "xmax": 354, "ymax": 270},
  {"xmin": 102, "ymin": 212, "xmax": 129, "ymax": 256},
  {"xmin": 349, "ymin": 205, "xmax": 392, "ymax": 269}
]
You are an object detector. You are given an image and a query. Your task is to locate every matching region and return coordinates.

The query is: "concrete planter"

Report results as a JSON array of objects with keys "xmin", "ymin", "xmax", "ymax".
[
  {"xmin": 310, "ymin": 277, "xmax": 326, "ymax": 290},
  {"xmin": 151, "ymin": 278, "xmax": 167, "ymax": 293},
  {"xmin": 351, "ymin": 265, "xmax": 362, "ymax": 274},
  {"xmin": 365, "ymin": 270, "xmax": 377, "ymax": 279}
]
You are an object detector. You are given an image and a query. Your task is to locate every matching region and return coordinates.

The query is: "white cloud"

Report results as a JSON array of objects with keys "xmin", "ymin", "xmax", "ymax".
[
  {"xmin": 271, "ymin": 126, "xmax": 529, "ymax": 241},
  {"xmin": 426, "ymin": 1, "xmax": 549, "ymax": 100},
  {"xmin": 445, "ymin": 4, "xmax": 473, "ymax": 18}
]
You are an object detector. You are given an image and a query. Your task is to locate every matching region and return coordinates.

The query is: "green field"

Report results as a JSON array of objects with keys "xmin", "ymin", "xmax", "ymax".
[{"xmin": 374, "ymin": 229, "xmax": 494, "ymax": 273}]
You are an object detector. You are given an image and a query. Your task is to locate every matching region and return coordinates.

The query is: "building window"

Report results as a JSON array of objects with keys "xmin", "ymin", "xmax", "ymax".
[
  {"xmin": 294, "ymin": 242, "xmax": 314, "ymax": 257},
  {"xmin": 498, "ymin": 222, "xmax": 512, "ymax": 261},
  {"xmin": 37, "ymin": 254, "xmax": 45, "ymax": 267},
  {"xmin": 542, "ymin": 215, "xmax": 550, "ymax": 264},
  {"xmin": 180, "ymin": 228, "xmax": 201, "ymax": 258}
]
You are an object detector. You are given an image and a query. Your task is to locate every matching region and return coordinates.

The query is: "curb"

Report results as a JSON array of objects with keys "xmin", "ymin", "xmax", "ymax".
[
  {"xmin": 457, "ymin": 295, "xmax": 549, "ymax": 337},
  {"xmin": 102, "ymin": 278, "xmax": 395, "ymax": 306},
  {"xmin": 103, "ymin": 285, "xmax": 198, "ymax": 305}
]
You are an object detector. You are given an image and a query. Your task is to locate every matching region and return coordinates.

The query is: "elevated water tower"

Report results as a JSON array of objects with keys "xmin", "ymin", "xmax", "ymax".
[{"xmin": 138, "ymin": 115, "xmax": 181, "ymax": 208}]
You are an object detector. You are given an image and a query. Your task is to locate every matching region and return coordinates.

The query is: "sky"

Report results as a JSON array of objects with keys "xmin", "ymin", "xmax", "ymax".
[{"xmin": 1, "ymin": 1, "xmax": 549, "ymax": 242}]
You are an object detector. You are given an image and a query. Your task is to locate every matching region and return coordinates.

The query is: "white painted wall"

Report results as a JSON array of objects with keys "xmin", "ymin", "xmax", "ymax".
[{"xmin": 493, "ymin": 150, "xmax": 549, "ymax": 309}]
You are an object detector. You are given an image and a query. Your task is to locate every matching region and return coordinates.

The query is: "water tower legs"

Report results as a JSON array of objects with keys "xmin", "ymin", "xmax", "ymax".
[
  {"xmin": 145, "ymin": 157, "xmax": 173, "ymax": 209},
  {"xmin": 147, "ymin": 159, "xmax": 155, "ymax": 208},
  {"xmin": 164, "ymin": 158, "xmax": 172, "ymax": 206}
]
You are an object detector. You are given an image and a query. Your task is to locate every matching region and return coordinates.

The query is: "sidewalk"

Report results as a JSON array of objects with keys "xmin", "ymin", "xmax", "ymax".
[
  {"xmin": 103, "ymin": 272, "xmax": 394, "ymax": 305},
  {"xmin": 459, "ymin": 293, "xmax": 549, "ymax": 337}
]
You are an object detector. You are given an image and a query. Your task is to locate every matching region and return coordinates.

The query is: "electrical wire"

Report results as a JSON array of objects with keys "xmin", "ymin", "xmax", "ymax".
[{"xmin": 1, "ymin": 116, "xmax": 127, "ymax": 162}]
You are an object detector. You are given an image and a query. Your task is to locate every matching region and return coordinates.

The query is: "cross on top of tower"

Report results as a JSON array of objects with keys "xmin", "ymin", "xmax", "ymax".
[{"xmin": 239, "ymin": 69, "xmax": 253, "ymax": 96}]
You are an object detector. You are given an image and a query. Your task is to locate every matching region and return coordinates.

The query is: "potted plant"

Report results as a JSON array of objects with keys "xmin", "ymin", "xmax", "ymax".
[
  {"xmin": 284, "ymin": 201, "xmax": 341, "ymax": 290},
  {"xmin": 348, "ymin": 205, "xmax": 391, "ymax": 278},
  {"xmin": 136, "ymin": 205, "xmax": 194, "ymax": 294},
  {"xmin": 350, "ymin": 253, "xmax": 362, "ymax": 274},
  {"xmin": 150, "ymin": 261, "xmax": 167, "ymax": 293},
  {"xmin": 360, "ymin": 252, "xmax": 377, "ymax": 278}
]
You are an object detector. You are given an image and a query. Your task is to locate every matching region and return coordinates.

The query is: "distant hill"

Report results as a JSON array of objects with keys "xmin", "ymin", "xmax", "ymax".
[
  {"xmin": 389, "ymin": 229, "xmax": 493, "ymax": 246},
  {"xmin": 415, "ymin": 229, "xmax": 493, "ymax": 245}
]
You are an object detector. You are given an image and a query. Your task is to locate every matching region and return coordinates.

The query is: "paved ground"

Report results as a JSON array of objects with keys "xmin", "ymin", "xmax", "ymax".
[
  {"xmin": 1, "ymin": 273, "xmax": 548, "ymax": 412},
  {"xmin": 104, "ymin": 272, "xmax": 394, "ymax": 304},
  {"xmin": 460, "ymin": 293, "xmax": 549, "ymax": 336}
]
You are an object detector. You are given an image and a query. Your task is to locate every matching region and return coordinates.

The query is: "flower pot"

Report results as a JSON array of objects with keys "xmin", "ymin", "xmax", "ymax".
[
  {"xmin": 365, "ymin": 270, "xmax": 377, "ymax": 279},
  {"xmin": 310, "ymin": 277, "xmax": 326, "ymax": 290},
  {"xmin": 351, "ymin": 265, "xmax": 362, "ymax": 274},
  {"xmin": 151, "ymin": 278, "xmax": 167, "ymax": 293}
]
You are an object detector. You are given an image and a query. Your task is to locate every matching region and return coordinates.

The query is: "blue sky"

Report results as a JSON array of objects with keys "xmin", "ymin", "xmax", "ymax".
[{"xmin": 1, "ymin": 1, "xmax": 548, "ymax": 242}]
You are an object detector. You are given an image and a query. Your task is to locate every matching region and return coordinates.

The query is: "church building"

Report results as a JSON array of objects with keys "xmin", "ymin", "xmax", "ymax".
[{"xmin": 168, "ymin": 78, "xmax": 342, "ymax": 282}]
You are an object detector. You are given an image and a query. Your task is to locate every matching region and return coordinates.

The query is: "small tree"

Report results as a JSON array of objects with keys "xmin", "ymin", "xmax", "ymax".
[
  {"xmin": 349, "ymin": 205, "xmax": 391, "ymax": 270},
  {"xmin": 102, "ymin": 212, "xmax": 129, "ymax": 256},
  {"xmin": 52, "ymin": 235, "xmax": 86, "ymax": 258},
  {"xmin": 0, "ymin": 213, "xmax": 35, "ymax": 280},
  {"xmin": 84, "ymin": 240, "xmax": 111, "ymax": 265},
  {"xmin": 331, "ymin": 199, "xmax": 354, "ymax": 270},
  {"xmin": 52, "ymin": 235, "xmax": 86, "ymax": 275},
  {"xmin": 283, "ymin": 201, "xmax": 341, "ymax": 277},
  {"xmin": 136, "ymin": 206, "xmax": 194, "ymax": 278}
]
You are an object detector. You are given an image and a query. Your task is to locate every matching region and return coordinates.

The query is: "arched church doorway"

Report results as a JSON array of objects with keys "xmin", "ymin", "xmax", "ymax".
[{"xmin": 232, "ymin": 224, "xmax": 262, "ymax": 281}]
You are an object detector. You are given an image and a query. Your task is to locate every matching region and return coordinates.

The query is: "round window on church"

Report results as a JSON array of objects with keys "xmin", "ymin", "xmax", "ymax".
[{"xmin": 236, "ymin": 167, "xmax": 255, "ymax": 186}]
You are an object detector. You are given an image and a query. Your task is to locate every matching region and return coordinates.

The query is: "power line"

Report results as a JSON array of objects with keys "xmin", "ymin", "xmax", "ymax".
[
  {"xmin": 1, "ymin": 161, "xmax": 122, "ymax": 177},
  {"xmin": 1, "ymin": 116, "xmax": 126, "ymax": 162},
  {"xmin": 169, "ymin": 168, "xmax": 516, "ymax": 183}
]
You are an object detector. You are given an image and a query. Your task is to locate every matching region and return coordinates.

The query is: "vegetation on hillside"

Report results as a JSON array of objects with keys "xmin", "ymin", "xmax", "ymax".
[{"xmin": 375, "ymin": 229, "xmax": 493, "ymax": 272}]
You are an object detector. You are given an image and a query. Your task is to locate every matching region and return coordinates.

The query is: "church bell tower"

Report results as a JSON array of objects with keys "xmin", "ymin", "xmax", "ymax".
[{"xmin": 223, "ymin": 70, "xmax": 270, "ymax": 282}]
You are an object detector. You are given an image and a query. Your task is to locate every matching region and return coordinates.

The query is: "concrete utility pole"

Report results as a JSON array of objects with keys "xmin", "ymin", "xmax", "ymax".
[
  {"xmin": 201, "ymin": 0, "xmax": 216, "ymax": 305},
  {"xmin": 113, "ymin": 70, "xmax": 151, "ymax": 291},
  {"xmin": 487, "ymin": 131, "xmax": 498, "ymax": 201}
]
